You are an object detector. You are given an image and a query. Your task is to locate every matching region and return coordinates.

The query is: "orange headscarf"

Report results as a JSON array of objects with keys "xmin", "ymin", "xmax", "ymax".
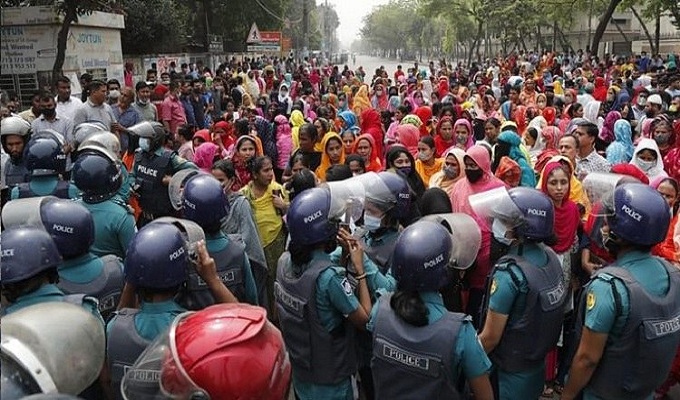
[
  {"xmin": 353, "ymin": 133, "xmax": 382, "ymax": 172},
  {"xmin": 315, "ymin": 133, "xmax": 345, "ymax": 182}
]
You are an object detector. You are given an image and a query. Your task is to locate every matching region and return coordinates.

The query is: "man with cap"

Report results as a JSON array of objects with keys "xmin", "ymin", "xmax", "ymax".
[
  {"xmin": 645, "ymin": 93, "xmax": 664, "ymax": 119},
  {"xmin": 1, "ymin": 116, "xmax": 31, "ymax": 205}
]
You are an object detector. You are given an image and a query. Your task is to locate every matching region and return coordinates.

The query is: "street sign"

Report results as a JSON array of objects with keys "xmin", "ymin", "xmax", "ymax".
[
  {"xmin": 246, "ymin": 23, "xmax": 261, "ymax": 44},
  {"xmin": 209, "ymin": 34, "xmax": 223, "ymax": 53},
  {"xmin": 260, "ymin": 31, "xmax": 281, "ymax": 43},
  {"xmin": 247, "ymin": 44, "xmax": 281, "ymax": 52}
]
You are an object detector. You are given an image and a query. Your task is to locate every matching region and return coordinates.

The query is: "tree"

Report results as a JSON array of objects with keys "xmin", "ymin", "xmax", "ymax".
[
  {"xmin": 1, "ymin": 0, "xmax": 119, "ymax": 86},
  {"xmin": 590, "ymin": 0, "xmax": 623, "ymax": 55},
  {"xmin": 120, "ymin": 0, "xmax": 191, "ymax": 54}
]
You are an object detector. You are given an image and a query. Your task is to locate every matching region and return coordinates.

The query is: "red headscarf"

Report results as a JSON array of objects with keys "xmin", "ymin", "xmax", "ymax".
[
  {"xmin": 395, "ymin": 124, "xmax": 420, "ymax": 158},
  {"xmin": 353, "ymin": 133, "xmax": 382, "ymax": 172},
  {"xmin": 593, "ymin": 76, "xmax": 608, "ymax": 102},
  {"xmin": 434, "ymin": 116, "xmax": 455, "ymax": 157},
  {"xmin": 540, "ymin": 160, "xmax": 580, "ymax": 253},
  {"xmin": 414, "ymin": 106, "xmax": 433, "ymax": 137},
  {"xmin": 360, "ymin": 108, "xmax": 384, "ymax": 157}
]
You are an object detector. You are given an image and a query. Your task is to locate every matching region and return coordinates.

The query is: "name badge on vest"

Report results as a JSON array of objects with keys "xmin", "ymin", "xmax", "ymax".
[
  {"xmin": 377, "ymin": 338, "xmax": 440, "ymax": 378},
  {"xmin": 644, "ymin": 315, "xmax": 680, "ymax": 339}
]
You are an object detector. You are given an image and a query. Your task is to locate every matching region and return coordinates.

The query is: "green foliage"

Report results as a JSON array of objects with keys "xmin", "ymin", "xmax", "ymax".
[{"xmin": 120, "ymin": 0, "xmax": 191, "ymax": 54}]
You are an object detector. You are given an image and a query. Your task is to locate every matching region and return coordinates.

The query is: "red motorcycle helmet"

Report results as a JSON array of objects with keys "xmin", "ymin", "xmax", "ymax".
[{"xmin": 122, "ymin": 304, "xmax": 291, "ymax": 400}]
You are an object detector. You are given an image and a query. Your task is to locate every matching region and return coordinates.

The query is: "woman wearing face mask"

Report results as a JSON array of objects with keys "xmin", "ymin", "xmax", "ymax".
[
  {"xmin": 415, "ymin": 136, "xmax": 443, "ymax": 188},
  {"xmin": 371, "ymin": 83, "xmax": 389, "ymax": 112},
  {"xmin": 429, "ymin": 146, "xmax": 466, "ymax": 198},
  {"xmin": 630, "ymin": 138, "xmax": 668, "ymax": 181},
  {"xmin": 453, "ymin": 118, "xmax": 475, "ymax": 150},
  {"xmin": 212, "ymin": 159, "xmax": 267, "ymax": 269},
  {"xmin": 451, "ymin": 145, "xmax": 506, "ymax": 328},
  {"xmin": 652, "ymin": 116, "xmax": 675, "ymax": 158}
]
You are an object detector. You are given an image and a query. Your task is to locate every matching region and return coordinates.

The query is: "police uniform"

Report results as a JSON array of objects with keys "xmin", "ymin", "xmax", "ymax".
[
  {"xmin": 367, "ymin": 291, "xmax": 492, "ymax": 399},
  {"xmin": 360, "ymin": 229, "xmax": 400, "ymax": 275},
  {"xmin": 106, "ymin": 300, "xmax": 186, "ymax": 400},
  {"xmin": 131, "ymin": 147, "xmax": 196, "ymax": 223},
  {"xmin": 2, "ymin": 283, "xmax": 103, "ymax": 325},
  {"xmin": 275, "ymin": 250, "xmax": 361, "ymax": 400},
  {"xmin": 57, "ymin": 252, "xmax": 125, "ymax": 321},
  {"xmin": 485, "ymin": 243, "xmax": 567, "ymax": 400},
  {"xmin": 10, "ymin": 176, "xmax": 79, "ymax": 199},
  {"xmin": 3, "ymin": 157, "xmax": 29, "ymax": 188},
  {"xmin": 577, "ymin": 250, "xmax": 680, "ymax": 400},
  {"xmin": 178, "ymin": 231, "xmax": 259, "ymax": 309},
  {"xmin": 80, "ymin": 196, "xmax": 136, "ymax": 259}
]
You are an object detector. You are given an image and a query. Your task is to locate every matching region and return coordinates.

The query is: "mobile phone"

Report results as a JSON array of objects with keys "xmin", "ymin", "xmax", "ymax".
[{"xmin": 339, "ymin": 222, "xmax": 350, "ymax": 232}]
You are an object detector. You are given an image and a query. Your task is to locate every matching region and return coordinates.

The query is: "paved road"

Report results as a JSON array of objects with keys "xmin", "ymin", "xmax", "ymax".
[{"xmin": 347, "ymin": 54, "xmax": 418, "ymax": 77}]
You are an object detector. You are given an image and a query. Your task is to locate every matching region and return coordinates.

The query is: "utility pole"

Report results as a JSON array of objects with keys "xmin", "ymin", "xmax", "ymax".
[{"xmin": 302, "ymin": 0, "xmax": 309, "ymax": 59}]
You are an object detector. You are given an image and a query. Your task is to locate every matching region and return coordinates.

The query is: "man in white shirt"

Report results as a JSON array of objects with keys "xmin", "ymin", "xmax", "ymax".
[{"xmin": 55, "ymin": 75, "xmax": 82, "ymax": 121}]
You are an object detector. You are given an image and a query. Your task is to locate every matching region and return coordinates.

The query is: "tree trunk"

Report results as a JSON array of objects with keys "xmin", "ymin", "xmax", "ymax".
[
  {"xmin": 654, "ymin": 9, "xmax": 661, "ymax": 55},
  {"xmin": 630, "ymin": 6, "xmax": 656, "ymax": 54},
  {"xmin": 590, "ymin": 0, "xmax": 622, "ymax": 56},
  {"xmin": 52, "ymin": 1, "xmax": 78, "ymax": 89},
  {"xmin": 611, "ymin": 17, "xmax": 630, "ymax": 43}
]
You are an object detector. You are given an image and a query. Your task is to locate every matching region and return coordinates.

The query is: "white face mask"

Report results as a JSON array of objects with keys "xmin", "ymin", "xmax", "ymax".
[
  {"xmin": 363, "ymin": 213, "xmax": 382, "ymax": 232},
  {"xmin": 139, "ymin": 137, "xmax": 151, "ymax": 152},
  {"xmin": 492, "ymin": 219, "xmax": 515, "ymax": 245},
  {"xmin": 637, "ymin": 158, "xmax": 655, "ymax": 172}
]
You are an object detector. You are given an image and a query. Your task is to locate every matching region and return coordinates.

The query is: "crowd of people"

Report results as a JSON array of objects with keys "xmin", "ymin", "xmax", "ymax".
[{"xmin": 1, "ymin": 48, "xmax": 680, "ymax": 400}]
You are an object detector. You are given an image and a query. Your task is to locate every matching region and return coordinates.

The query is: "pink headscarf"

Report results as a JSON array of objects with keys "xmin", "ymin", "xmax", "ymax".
[
  {"xmin": 453, "ymin": 118, "xmax": 475, "ymax": 150},
  {"xmin": 395, "ymin": 124, "xmax": 420, "ymax": 158},
  {"xmin": 193, "ymin": 142, "xmax": 223, "ymax": 173}
]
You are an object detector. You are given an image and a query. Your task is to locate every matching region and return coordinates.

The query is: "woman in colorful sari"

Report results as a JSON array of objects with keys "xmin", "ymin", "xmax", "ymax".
[
  {"xmin": 428, "ymin": 146, "xmax": 466, "ymax": 198},
  {"xmin": 353, "ymin": 133, "xmax": 382, "ymax": 173},
  {"xmin": 315, "ymin": 133, "xmax": 345, "ymax": 182}
]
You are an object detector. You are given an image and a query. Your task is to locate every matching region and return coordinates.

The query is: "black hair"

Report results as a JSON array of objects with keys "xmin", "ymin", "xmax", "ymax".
[
  {"xmin": 106, "ymin": 79, "xmax": 121, "ymax": 87},
  {"xmin": 576, "ymin": 121, "xmax": 599, "ymax": 138},
  {"xmin": 438, "ymin": 104, "xmax": 456, "ymax": 119},
  {"xmin": 286, "ymin": 168, "xmax": 316, "ymax": 201},
  {"xmin": 397, "ymin": 104, "xmax": 410, "ymax": 115},
  {"xmin": 212, "ymin": 158, "xmax": 236, "ymax": 178},
  {"xmin": 419, "ymin": 135, "xmax": 435, "ymax": 149},
  {"xmin": 485, "ymin": 117, "xmax": 501, "ymax": 128},
  {"xmin": 325, "ymin": 164, "xmax": 353, "ymax": 182},
  {"xmin": 234, "ymin": 118, "xmax": 250, "ymax": 136},
  {"xmin": 561, "ymin": 133, "xmax": 580, "ymax": 149},
  {"xmin": 418, "ymin": 187, "xmax": 453, "ymax": 216},
  {"xmin": 247, "ymin": 155, "xmax": 272, "ymax": 175},
  {"xmin": 314, "ymin": 117, "xmax": 329, "ymax": 133},
  {"xmin": 568, "ymin": 103, "xmax": 583, "ymax": 118},
  {"xmin": 526, "ymin": 126, "xmax": 539, "ymax": 141},
  {"xmin": 299, "ymin": 122, "xmax": 319, "ymax": 142},
  {"xmin": 345, "ymin": 154, "xmax": 366, "ymax": 169},
  {"xmin": 88, "ymin": 80, "xmax": 106, "ymax": 92},
  {"xmin": 135, "ymin": 81, "xmax": 150, "ymax": 92},
  {"xmin": 56, "ymin": 76, "xmax": 70, "ymax": 85},
  {"xmin": 177, "ymin": 124, "xmax": 193, "ymax": 141},
  {"xmin": 390, "ymin": 290, "xmax": 429, "ymax": 327}
]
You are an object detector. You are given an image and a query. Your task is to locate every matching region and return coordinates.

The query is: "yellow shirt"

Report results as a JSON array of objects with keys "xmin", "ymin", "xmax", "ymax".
[
  {"xmin": 240, "ymin": 181, "xmax": 287, "ymax": 247},
  {"xmin": 415, "ymin": 158, "xmax": 444, "ymax": 188}
]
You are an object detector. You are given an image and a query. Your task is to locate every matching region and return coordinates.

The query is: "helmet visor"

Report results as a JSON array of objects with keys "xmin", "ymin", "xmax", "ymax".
[
  {"xmin": 583, "ymin": 172, "xmax": 638, "ymax": 216},
  {"xmin": 470, "ymin": 187, "xmax": 524, "ymax": 228},
  {"xmin": 168, "ymin": 170, "xmax": 205, "ymax": 211},
  {"xmin": 323, "ymin": 177, "xmax": 366, "ymax": 222},
  {"xmin": 1, "ymin": 196, "xmax": 55, "ymax": 230},
  {"xmin": 127, "ymin": 121, "xmax": 156, "ymax": 138},
  {"xmin": 360, "ymin": 172, "xmax": 396, "ymax": 211},
  {"xmin": 421, "ymin": 213, "xmax": 481, "ymax": 270},
  {"xmin": 152, "ymin": 218, "xmax": 205, "ymax": 265},
  {"xmin": 122, "ymin": 313, "xmax": 209, "ymax": 400}
]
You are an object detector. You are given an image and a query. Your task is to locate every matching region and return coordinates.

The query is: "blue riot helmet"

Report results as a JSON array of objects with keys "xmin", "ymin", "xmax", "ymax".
[
  {"xmin": 72, "ymin": 150, "xmax": 123, "ymax": 203},
  {"xmin": 124, "ymin": 222, "xmax": 189, "ymax": 290},
  {"xmin": 390, "ymin": 220, "xmax": 453, "ymax": 291},
  {"xmin": 606, "ymin": 182, "xmax": 670, "ymax": 246},
  {"xmin": 39, "ymin": 199, "xmax": 95, "ymax": 259},
  {"xmin": 24, "ymin": 132, "xmax": 66, "ymax": 176},
  {"xmin": 507, "ymin": 187, "xmax": 555, "ymax": 242},
  {"xmin": 363, "ymin": 172, "xmax": 411, "ymax": 219},
  {"xmin": 181, "ymin": 174, "xmax": 229, "ymax": 233},
  {"xmin": 1, "ymin": 227, "xmax": 62, "ymax": 285},
  {"xmin": 287, "ymin": 187, "xmax": 338, "ymax": 246}
]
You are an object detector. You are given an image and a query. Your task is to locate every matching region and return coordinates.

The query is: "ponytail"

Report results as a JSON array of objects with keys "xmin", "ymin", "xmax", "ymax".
[{"xmin": 390, "ymin": 290, "xmax": 429, "ymax": 327}]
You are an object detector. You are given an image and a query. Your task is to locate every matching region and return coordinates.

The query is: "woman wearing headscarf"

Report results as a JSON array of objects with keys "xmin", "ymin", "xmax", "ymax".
[
  {"xmin": 414, "ymin": 136, "xmax": 443, "ymax": 188},
  {"xmin": 530, "ymin": 126, "xmax": 561, "ymax": 167},
  {"xmin": 385, "ymin": 145, "xmax": 426, "ymax": 222},
  {"xmin": 429, "ymin": 146, "xmax": 466, "ymax": 198},
  {"xmin": 414, "ymin": 106, "xmax": 434, "ymax": 137},
  {"xmin": 352, "ymin": 84, "xmax": 371, "ymax": 116},
  {"xmin": 290, "ymin": 109, "xmax": 306, "ymax": 150},
  {"xmin": 662, "ymin": 120, "xmax": 680, "ymax": 183},
  {"xmin": 370, "ymin": 83, "xmax": 389, "ymax": 111},
  {"xmin": 253, "ymin": 114, "xmax": 278, "ymax": 164},
  {"xmin": 231, "ymin": 135, "xmax": 263, "ymax": 192},
  {"xmin": 395, "ymin": 123, "xmax": 420, "ymax": 158},
  {"xmin": 315, "ymin": 133, "xmax": 345, "ymax": 182},
  {"xmin": 353, "ymin": 133, "xmax": 382, "ymax": 173},
  {"xmin": 360, "ymin": 108, "xmax": 384, "ymax": 157},
  {"xmin": 451, "ymin": 145, "xmax": 506, "ymax": 327},
  {"xmin": 592, "ymin": 76, "xmax": 608, "ymax": 102},
  {"xmin": 583, "ymin": 100, "xmax": 603, "ymax": 130},
  {"xmin": 453, "ymin": 118, "xmax": 476, "ymax": 150},
  {"xmin": 494, "ymin": 156, "xmax": 522, "ymax": 188},
  {"xmin": 434, "ymin": 116, "xmax": 456, "ymax": 157},
  {"xmin": 536, "ymin": 155, "xmax": 591, "ymax": 219},
  {"xmin": 338, "ymin": 110, "xmax": 360, "ymax": 135},
  {"xmin": 630, "ymin": 137, "xmax": 668, "ymax": 181},
  {"xmin": 494, "ymin": 131, "xmax": 536, "ymax": 187},
  {"xmin": 606, "ymin": 119, "xmax": 634, "ymax": 165},
  {"xmin": 598, "ymin": 110, "xmax": 621, "ymax": 145},
  {"xmin": 193, "ymin": 141, "xmax": 225, "ymax": 173}
]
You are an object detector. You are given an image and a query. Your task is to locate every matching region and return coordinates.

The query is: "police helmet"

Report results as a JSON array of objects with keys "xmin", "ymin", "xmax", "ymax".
[
  {"xmin": 124, "ymin": 222, "xmax": 189, "ymax": 290},
  {"xmin": 390, "ymin": 220, "xmax": 453, "ymax": 291},
  {"xmin": 365, "ymin": 172, "xmax": 411, "ymax": 219},
  {"xmin": 73, "ymin": 121, "xmax": 107, "ymax": 148},
  {"xmin": 78, "ymin": 131, "xmax": 121, "ymax": 158},
  {"xmin": 0, "ymin": 116, "xmax": 31, "ymax": 142},
  {"xmin": 128, "ymin": 121, "xmax": 166, "ymax": 149},
  {"xmin": 39, "ymin": 199, "xmax": 95, "ymax": 259},
  {"xmin": 508, "ymin": 187, "xmax": 555, "ymax": 242},
  {"xmin": 181, "ymin": 174, "xmax": 229, "ymax": 230},
  {"xmin": 287, "ymin": 187, "xmax": 338, "ymax": 245},
  {"xmin": 608, "ymin": 183, "xmax": 670, "ymax": 246},
  {"xmin": 1, "ymin": 227, "xmax": 62, "ymax": 285},
  {"xmin": 24, "ymin": 133, "xmax": 66, "ymax": 176},
  {"xmin": 72, "ymin": 151, "xmax": 123, "ymax": 204}
]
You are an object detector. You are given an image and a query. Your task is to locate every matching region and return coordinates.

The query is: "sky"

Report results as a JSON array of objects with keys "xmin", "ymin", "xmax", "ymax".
[{"xmin": 326, "ymin": 0, "xmax": 389, "ymax": 48}]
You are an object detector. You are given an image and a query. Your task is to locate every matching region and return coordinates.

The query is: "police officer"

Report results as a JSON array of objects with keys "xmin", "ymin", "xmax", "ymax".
[
  {"xmin": 359, "ymin": 172, "xmax": 411, "ymax": 274},
  {"xmin": 72, "ymin": 121, "xmax": 108, "ymax": 151},
  {"xmin": 1, "ymin": 302, "xmax": 106, "ymax": 399},
  {"xmin": 477, "ymin": 187, "xmax": 567, "ymax": 400},
  {"xmin": 178, "ymin": 173, "xmax": 258, "ymax": 308},
  {"xmin": 128, "ymin": 121, "xmax": 196, "ymax": 227},
  {"xmin": 0, "ymin": 227, "xmax": 102, "ymax": 323},
  {"xmin": 3, "ymin": 197, "xmax": 125, "ymax": 321},
  {"xmin": 369, "ymin": 220, "xmax": 493, "ymax": 400},
  {"xmin": 72, "ymin": 149, "xmax": 136, "ymax": 259},
  {"xmin": 562, "ymin": 183, "xmax": 680, "ymax": 400},
  {"xmin": 79, "ymin": 131, "xmax": 133, "ymax": 201},
  {"xmin": 1, "ymin": 116, "xmax": 31, "ymax": 205},
  {"xmin": 11, "ymin": 131, "xmax": 78, "ymax": 200},
  {"xmin": 121, "ymin": 303, "xmax": 291, "ymax": 400},
  {"xmin": 106, "ymin": 221, "xmax": 236, "ymax": 399},
  {"xmin": 275, "ymin": 187, "xmax": 373, "ymax": 400}
]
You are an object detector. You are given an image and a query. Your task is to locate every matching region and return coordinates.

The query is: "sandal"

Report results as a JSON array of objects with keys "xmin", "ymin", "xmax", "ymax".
[{"xmin": 541, "ymin": 385, "xmax": 554, "ymax": 398}]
